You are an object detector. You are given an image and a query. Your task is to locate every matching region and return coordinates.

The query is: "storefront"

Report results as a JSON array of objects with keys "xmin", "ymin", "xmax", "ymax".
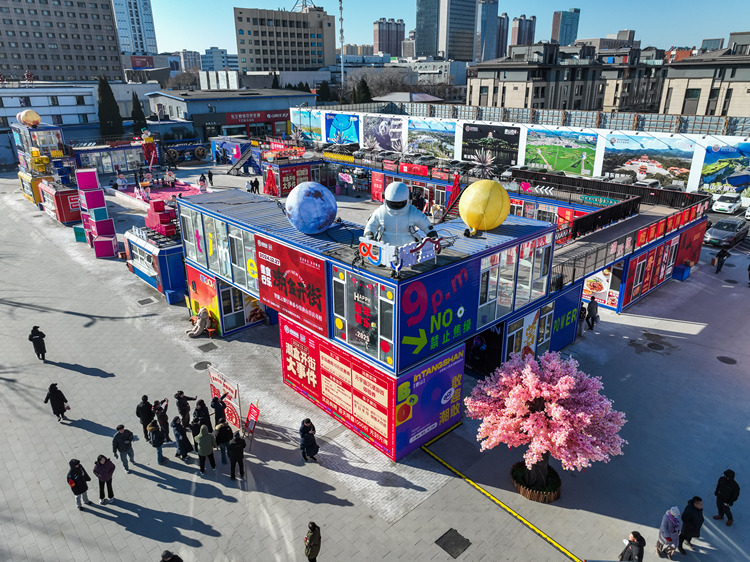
[
  {"xmin": 124, "ymin": 225, "xmax": 186, "ymax": 305},
  {"xmin": 18, "ymin": 171, "xmax": 53, "ymax": 207},
  {"xmin": 261, "ymin": 159, "xmax": 326, "ymax": 197},
  {"xmin": 72, "ymin": 145, "xmax": 147, "ymax": 176},
  {"xmin": 38, "ymin": 179, "xmax": 81, "ymax": 225}
]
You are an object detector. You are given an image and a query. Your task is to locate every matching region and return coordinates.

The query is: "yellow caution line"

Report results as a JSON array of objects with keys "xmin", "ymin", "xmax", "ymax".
[{"xmin": 421, "ymin": 424, "xmax": 583, "ymax": 562}]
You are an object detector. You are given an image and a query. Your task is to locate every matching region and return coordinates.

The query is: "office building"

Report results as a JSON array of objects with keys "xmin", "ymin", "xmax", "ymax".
[
  {"xmin": 416, "ymin": 0, "xmax": 439, "ymax": 57},
  {"xmin": 373, "ymin": 18, "xmax": 405, "ymax": 58},
  {"xmin": 0, "ymin": 2, "xmax": 122, "ymax": 82},
  {"xmin": 201, "ymin": 47, "xmax": 239, "ymax": 72},
  {"xmin": 175, "ymin": 50, "xmax": 201, "ymax": 72},
  {"xmin": 112, "ymin": 0, "xmax": 158, "ymax": 55},
  {"xmin": 402, "ymin": 38, "xmax": 416, "ymax": 59},
  {"xmin": 496, "ymin": 13, "xmax": 509, "ymax": 58},
  {"xmin": 438, "ymin": 0, "xmax": 478, "ymax": 61},
  {"xmin": 551, "ymin": 8, "xmax": 580, "ymax": 46},
  {"xmin": 342, "ymin": 44, "xmax": 374, "ymax": 56},
  {"xmin": 474, "ymin": 0, "xmax": 498, "ymax": 63},
  {"xmin": 233, "ymin": 6, "xmax": 336, "ymax": 72},
  {"xmin": 511, "ymin": 15, "xmax": 536, "ymax": 46}
]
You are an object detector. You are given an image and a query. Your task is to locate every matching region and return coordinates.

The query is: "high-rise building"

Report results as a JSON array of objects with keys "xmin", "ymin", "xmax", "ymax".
[
  {"xmin": 234, "ymin": 6, "xmax": 336, "ymax": 72},
  {"xmin": 474, "ymin": 0, "xmax": 499, "ymax": 63},
  {"xmin": 112, "ymin": 0, "xmax": 158, "ymax": 56},
  {"xmin": 343, "ymin": 44, "xmax": 374, "ymax": 56},
  {"xmin": 402, "ymin": 39, "xmax": 416, "ymax": 59},
  {"xmin": 373, "ymin": 18, "xmax": 405, "ymax": 58},
  {"xmin": 438, "ymin": 0, "xmax": 478, "ymax": 61},
  {"xmin": 201, "ymin": 47, "xmax": 239, "ymax": 72},
  {"xmin": 0, "ymin": 2, "xmax": 122, "ymax": 82},
  {"xmin": 497, "ymin": 13, "xmax": 509, "ymax": 58},
  {"xmin": 551, "ymin": 8, "xmax": 580, "ymax": 46},
  {"xmin": 175, "ymin": 50, "xmax": 202, "ymax": 72},
  {"xmin": 416, "ymin": 0, "xmax": 440, "ymax": 57},
  {"xmin": 511, "ymin": 15, "xmax": 536, "ymax": 46}
]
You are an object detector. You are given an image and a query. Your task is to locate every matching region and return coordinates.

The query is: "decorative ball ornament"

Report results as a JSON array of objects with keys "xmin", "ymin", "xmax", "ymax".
[
  {"xmin": 458, "ymin": 180, "xmax": 511, "ymax": 235},
  {"xmin": 285, "ymin": 181, "xmax": 338, "ymax": 234},
  {"xmin": 17, "ymin": 109, "xmax": 42, "ymax": 127}
]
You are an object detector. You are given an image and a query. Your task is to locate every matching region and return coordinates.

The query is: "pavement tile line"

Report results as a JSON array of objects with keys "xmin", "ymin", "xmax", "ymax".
[{"xmin": 422, "ymin": 423, "xmax": 583, "ymax": 562}]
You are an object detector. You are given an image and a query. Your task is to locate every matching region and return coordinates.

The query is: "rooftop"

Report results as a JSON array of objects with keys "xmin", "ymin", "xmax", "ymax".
[{"xmin": 146, "ymin": 89, "xmax": 314, "ymax": 101}]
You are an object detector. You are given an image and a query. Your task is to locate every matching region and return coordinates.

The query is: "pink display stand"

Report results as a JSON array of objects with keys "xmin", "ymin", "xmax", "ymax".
[
  {"xmin": 75, "ymin": 168, "xmax": 100, "ymax": 191},
  {"xmin": 91, "ymin": 218, "xmax": 116, "ymax": 237},
  {"xmin": 80, "ymin": 188, "xmax": 105, "ymax": 210},
  {"xmin": 81, "ymin": 212, "xmax": 91, "ymax": 231},
  {"xmin": 93, "ymin": 235, "xmax": 118, "ymax": 258}
]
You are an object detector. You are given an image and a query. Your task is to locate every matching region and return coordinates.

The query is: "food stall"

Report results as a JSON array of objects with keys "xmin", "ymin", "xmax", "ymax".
[
  {"xmin": 38, "ymin": 179, "xmax": 81, "ymax": 225},
  {"xmin": 124, "ymin": 223, "xmax": 186, "ymax": 304}
]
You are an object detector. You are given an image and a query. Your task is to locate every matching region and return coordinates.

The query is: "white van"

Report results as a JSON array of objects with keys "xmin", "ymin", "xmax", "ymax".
[{"xmin": 633, "ymin": 180, "xmax": 662, "ymax": 189}]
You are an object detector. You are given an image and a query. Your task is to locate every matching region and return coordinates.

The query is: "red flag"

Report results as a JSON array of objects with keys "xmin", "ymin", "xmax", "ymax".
[
  {"xmin": 264, "ymin": 168, "xmax": 278, "ymax": 197},
  {"xmin": 444, "ymin": 172, "xmax": 461, "ymax": 212}
]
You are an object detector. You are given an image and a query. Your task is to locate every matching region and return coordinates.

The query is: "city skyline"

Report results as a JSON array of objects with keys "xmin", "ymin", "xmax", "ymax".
[{"xmin": 151, "ymin": 0, "xmax": 747, "ymax": 59}]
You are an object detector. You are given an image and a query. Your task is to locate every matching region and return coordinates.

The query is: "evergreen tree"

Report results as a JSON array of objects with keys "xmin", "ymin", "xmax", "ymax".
[
  {"xmin": 304, "ymin": 82, "xmax": 311, "ymax": 92},
  {"xmin": 271, "ymin": 74, "xmax": 280, "ymax": 89},
  {"xmin": 97, "ymin": 76, "xmax": 123, "ymax": 136},
  {"xmin": 357, "ymin": 77, "xmax": 372, "ymax": 103},
  {"xmin": 297, "ymin": 81, "xmax": 306, "ymax": 91},
  {"xmin": 318, "ymin": 80, "xmax": 331, "ymax": 102},
  {"xmin": 130, "ymin": 91, "xmax": 147, "ymax": 133}
]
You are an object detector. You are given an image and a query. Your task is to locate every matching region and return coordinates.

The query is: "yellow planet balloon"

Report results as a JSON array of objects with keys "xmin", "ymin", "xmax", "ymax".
[
  {"xmin": 458, "ymin": 180, "xmax": 510, "ymax": 233},
  {"xmin": 17, "ymin": 109, "xmax": 42, "ymax": 127}
]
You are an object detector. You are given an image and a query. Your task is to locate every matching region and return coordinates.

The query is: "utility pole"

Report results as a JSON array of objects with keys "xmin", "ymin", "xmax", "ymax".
[{"xmin": 339, "ymin": 0, "xmax": 344, "ymax": 103}]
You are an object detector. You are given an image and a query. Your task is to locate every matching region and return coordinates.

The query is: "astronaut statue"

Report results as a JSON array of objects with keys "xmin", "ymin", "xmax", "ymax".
[{"xmin": 364, "ymin": 182, "xmax": 438, "ymax": 246}]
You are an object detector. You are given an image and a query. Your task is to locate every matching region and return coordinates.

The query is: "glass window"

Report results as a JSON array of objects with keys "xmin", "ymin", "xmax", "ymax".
[
  {"xmin": 515, "ymin": 241, "xmax": 534, "ymax": 308},
  {"xmin": 536, "ymin": 303, "xmax": 555, "ymax": 356},
  {"xmin": 221, "ymin": 285, "xmax": 245, "ymax": 331},
  {"xmin": 228, "ymin": 225, "xmax": 246, "ymax": 288},
  {"xmin": 180, "ymin": 209, "xmax": 197, "ymax": 262},
  {"xmin": 243, "ymin": 230, "xmax": 258, "ymax": 293},
  {"xmin": 214, "ymin": 218, "xmax": 230, "ymax": 278},
  {"xmin": 505, "ymin": 318, "xmax": 524, "ymax": 361},
  {"xmin": 129, "ymin": 243, "xmax": 156, "ymax": 276},
  {"xmin": 201, "ymin": 214, "xmax": 219, "ymax": 273}
]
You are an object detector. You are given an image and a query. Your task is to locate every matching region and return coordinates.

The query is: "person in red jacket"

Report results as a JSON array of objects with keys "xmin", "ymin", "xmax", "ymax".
[{"xmin": 93, "ymin": 455, "xmax": 116, "ymax": 505}]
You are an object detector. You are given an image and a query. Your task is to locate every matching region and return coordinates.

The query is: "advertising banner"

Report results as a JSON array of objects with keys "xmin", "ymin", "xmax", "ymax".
[
  {"xmin": 701, "ymin": 140, "xmax": 750, "ymax": 192},
  {"xmin": 395, "ymin": 345, "xmax": 464, "ymax": 458},
  {"xmin": 325, "ymin": 113, "xmax": 359, "ymax": 144},
  {"xmin": 208, "ymin": 369, "xmax": 241, "ymax": 428},
  {"xmin": 280, "ymin": 316, "xmax": 396, "ymax": 458},
  {"xmin": 525, "ymin": 128, "xmax": 597, "ymax": 176},
  {"xmin": 363, "ymin": 115, "xmax": 404, "ymax": 151},
  {"xmin": 675, "ymin": 220, "xmax": 707, "ymax": 266},
  {"xmin": 256, "ymin": 236, "xmax": 328, "ymax": 335},
  {"xmin": 398, "ymin": 259, "xmax": 480, "ymax": 371},
  {"xmin": 244, "ymin": 403, "xmax": 260, "ymax": 435},
  {"xmin": 185, "ymin": 263, "xmax": 221, "ymax": 334},
  {"xmin": 371, "ymin": 171, "xmax": 385, "ymax": 202},
  {"xmin": 227, "ymin": 111, "xmax": 270, "ymax": 125},
  {"xmin": 460, "ymin": 123, "xmax": 520, "ymax": 168},
  {"xmin": 407, "ymin": 117, "xmax": 456, "ymax": 159},
  {"xmin": 399, "ymin": 162, "xmax": 429, "ymax": 177},
  {"xmin": 130, "ymin": 56, "xmax": 154, "ymax": 69},
  {"xmin": 602, "ymin": 134, "xmax": 695, "ymax": 185},
  {"xmin": 279, "ymin": 164, "xmax": 310, "ymax": 196},
  {"xmin": 549, "ymin": 286, "xmax": 583, "ymax": 351},
  {"xmin": 291, "ymin": 108, "xmax": 322, "ymax": 141},
  {"xmin": 466, "ymin": 322, "xmax": 504, "ymax": 377}
]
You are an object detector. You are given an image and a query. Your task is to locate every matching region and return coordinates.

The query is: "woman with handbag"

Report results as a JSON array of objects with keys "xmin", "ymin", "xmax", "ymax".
[
  {"xmin": 304, "ymin": 521, "xmax": 321, "ymax": 562},
  {"xmin": 44, "ymin": 383, "xmax": 69, "ymax": 422}
]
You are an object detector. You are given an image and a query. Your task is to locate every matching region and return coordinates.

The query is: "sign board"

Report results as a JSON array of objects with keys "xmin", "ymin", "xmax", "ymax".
[
  {"xmin": 227, "ymin": 110, "xmax": 290, "ymax": 125},
  {"xmin": 208, "ymin": 368, "xmax": 241, "ymax": 428},
  {"xmin": 244, "ymin": 403, "xmax": 260, "ymax": 435}
]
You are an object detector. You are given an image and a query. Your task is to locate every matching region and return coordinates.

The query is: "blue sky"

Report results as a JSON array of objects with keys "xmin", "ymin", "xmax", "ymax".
[{"xmin": 152, "ymin": 0, "xmax": 745, "ymax": 55}]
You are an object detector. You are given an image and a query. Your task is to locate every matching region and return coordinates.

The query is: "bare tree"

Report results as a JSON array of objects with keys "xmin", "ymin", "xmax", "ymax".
[{"xmin": 166, "ymin": 71, "xmax": 199, "ymax": 90}]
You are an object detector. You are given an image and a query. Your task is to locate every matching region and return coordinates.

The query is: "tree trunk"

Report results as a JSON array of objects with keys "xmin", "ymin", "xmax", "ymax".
[{"xmin": 523, "ymin": 451, "xmax": 549, "ymax": 489}]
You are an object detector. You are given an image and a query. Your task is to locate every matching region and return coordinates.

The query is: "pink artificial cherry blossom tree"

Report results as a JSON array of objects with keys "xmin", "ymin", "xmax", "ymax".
[{"xmin": 464, "ymin": 351, "xmax": 627, "ymax": 489}]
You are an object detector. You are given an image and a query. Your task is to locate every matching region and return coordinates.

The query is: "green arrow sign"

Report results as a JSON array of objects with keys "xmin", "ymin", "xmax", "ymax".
[{"xmin": 402, "ymin": 329, "xmax": 427, "ymax": 354}]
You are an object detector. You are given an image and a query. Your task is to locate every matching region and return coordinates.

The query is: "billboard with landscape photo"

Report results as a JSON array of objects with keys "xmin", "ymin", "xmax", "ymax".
[
  {"xmin": 407, "ymin": 118, "xmax": 456, "ymax": 159},
  {"xmin": 602, "ymin": 134, "xmax": 695, "ymax": 185},
  {"xmin": 524, "ymin": 128, "xmax": 597, "ymax": 176},
  {"xmin": 460, "ymin": 123, "xmax": 520, "ymax": 168},
  {"xmin": 700, "ymin": 140, "xmax": 750, "ymax": 194},
  {"xmin": 291, "ymin": 109, "xmax": 322, "ymax": 142}
]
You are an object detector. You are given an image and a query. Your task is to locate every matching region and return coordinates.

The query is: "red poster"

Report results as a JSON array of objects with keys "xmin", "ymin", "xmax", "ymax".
[
  {"xmin": 689, "ymin": 206, "xmax": 697, "ymax": 222},
  {"xmin": 382, "ymin": 160, "xmax": 398, "ymax": 172},
  {"xmin": 647, "ymin": 223, "xmax": 658, "ymax": 242},
  {"xmin": 280, "ymin": 316, "xmax": 396, "ymax": 458},
  {"xmin": 636, "ymin": 228, "xmax": 649, "ymax": 248},
  {"xmin": 641, "ymin": 249, "xmax": 657, "ymax": 296},
  {"xmin": 657, "ymin": 219, "xmax": 667, "ymax": 238},
  {"xmin": 666, "ymin": 215, "xmax": 675, "ymax": 232},
  {"xmin": 130, "ymin": 56, "xmax": 154, "ymax": 69},
  {"xmin": 244, "ymin": 404, "xmax": 260, "ymax": 435},
  {"xmin": 256, "ymin": 236, "xmax": 328, "ymax": 335},
  {"xmin": 649, "ymin": 245, "xmax": 664, "ymax": 291},
  {"xmin": 682, "ymin": 208, "xmax": 692, "ymax": 225},
  {"xmin": 278, "ymin": 164, "xmax": 310, "ymax": 196},
  {"xmin": 622, "ymin": 254, "xmax": 644, "ymax": 307},
  {"xmin": 270, "ymin": 141, "xmax": 286, "ymax": 151},
  {"xmin": 399, "ymin": 163, "xmax": 429, "ymax": 177},
  {"xmin": 675, "ymin": 221, "xmax": 708, "ymax": 267},
  {"xmin": 371, "ymin": 172, "xmax": 385, "ymax": 202},
  {"xmin": 431, "ymin": 169, "xmax": 450, "ymax": 181}
]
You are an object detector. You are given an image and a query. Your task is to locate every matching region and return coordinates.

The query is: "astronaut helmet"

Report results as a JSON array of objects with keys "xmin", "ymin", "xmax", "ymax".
[{"xmin": 384, "ymin": 182, "xmax": 411, "ymax": 215}]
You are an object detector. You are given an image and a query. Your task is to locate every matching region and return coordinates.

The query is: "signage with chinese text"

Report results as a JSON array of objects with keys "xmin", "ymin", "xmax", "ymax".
[
  {"xmin": 399, "ymin": 162, "xmax": 429, "ymax": 177},
  {"xmin": 208, "ymin": 369, "xmax": 241, "ymax": 428}
]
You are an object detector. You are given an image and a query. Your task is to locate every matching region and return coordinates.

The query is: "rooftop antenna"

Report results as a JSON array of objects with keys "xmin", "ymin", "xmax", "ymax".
[
  {"xmin": 291, "ymin": 0, "xmax": 317, "ymax": 10},
  {"xmin": 339, "ymin": 0, "xmax": 344, "ymax": 101}
]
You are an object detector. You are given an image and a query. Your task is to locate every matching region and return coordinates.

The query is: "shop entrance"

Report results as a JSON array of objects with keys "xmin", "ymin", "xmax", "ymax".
[{"xmin": 219, "ymin": 282, "xmax": 266, "ymax": 332}]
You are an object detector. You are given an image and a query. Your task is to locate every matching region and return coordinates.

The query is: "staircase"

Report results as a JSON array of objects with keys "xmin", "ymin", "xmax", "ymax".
[{"xmin": 227, "ymin": 149, "xmax": 254, "ymax": 176}]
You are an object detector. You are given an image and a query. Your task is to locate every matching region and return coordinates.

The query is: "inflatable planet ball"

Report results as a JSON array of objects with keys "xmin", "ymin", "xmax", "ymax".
[
  {"xmin": 458, "ymin": 179, "xmax": 510, "ymax": 234},
  {"xmin": 285, "ymin": 181, "xmax": 338, "ymax": 234},
  {"xmin": 17, "ymin": 109, "xmax": 42, "ymax": 127}
]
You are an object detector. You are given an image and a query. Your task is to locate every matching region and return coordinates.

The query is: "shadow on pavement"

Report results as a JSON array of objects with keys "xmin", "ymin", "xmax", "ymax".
[
  {"xmin": 66, "ymin": 418, "xmax": 118, "ymax": 438},
  {"xmin": 46, "ymin": 361, "xmax": 115, "ymax": 378},
  {"xmin": 0, "ymin": 298, "xmax": 156, "ymax": 328},
  {"xmin": 134, "ymin": 462, "xmax": 238, "ymax": 503}
]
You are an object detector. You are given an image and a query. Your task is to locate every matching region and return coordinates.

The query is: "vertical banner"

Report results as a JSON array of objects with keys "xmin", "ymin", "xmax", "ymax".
[
  {"xmin": 244, "ymin": 403, "xmax": 260, "ymax": 435},
  {"xmin": 208, "ymin": 369, "xmax": 240, "ymax": 428},
  {"xmin": 371, "ymin": 171, "xmax": 385, "ymax": 202}
]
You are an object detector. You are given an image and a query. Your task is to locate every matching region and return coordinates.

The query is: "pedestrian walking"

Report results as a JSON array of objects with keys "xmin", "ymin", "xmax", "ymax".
[
  {"xmin": 171, "ymin": 416, "xmax": 193, "ymax": 460},
  {"xmin": 713, "ymin": 469, "xmax": 740, "ymax": 526},
  {"xmin": 303, "ymin": 522, "xmax": 321, "ymax": 562},
  {"xmin": 92, "ymin": 455, "xmax": 116, "ymax": 505},
  {"xmin": 194, "ymin": 425, "xmax": 216, "ymax": 475},
  {"xmin": 28, "ymin": 325, "xmax": 46, "ymax": 361},
  {"xmin": 300, "ymin": 418, "xmax": 316, "ymax": 441},
  {"xmin": 112, "ymin": 424, "xmax": 135, "ymax": 473},
  {"xmin": 147, "ymin": 420, "xmax": 167, "ymax": 464},
  {"xmin": 715, "ymin": 248, "xmax": 731, "ymax": 273},
  {"xmin": 199, "ymin": 173, "xmax": 206, "ymax": 185},
  {"xmin": 210, "ymin": 392, "xmax": 229, "ymax": 426},
  {"xmin": 136, "ymin": 395, "xmax": 155, "ymax": 439},
  {"xmin": 618, "ymin": 531, "xmax": 645, "ymax": 561},
  {"xmin": 213, "ymin": 419, "xmax": 233, "ymax": 464},
  {"xmin": 160, "ymin": 551, "xmax": 184, "ymax": 562},
  {"xmin": 577, "ymin": 303, "xmax": 586, "ymax": 337},
  {"xmin": 301, "ymin": 430, "xmax": 319, "ymax": 462},
  {"xmin": 174, "ymin": 391, "xmax": 196, "ymax": 427},
  {"xmin": 586, "ymin": 296, "xmax": 598, "ymax": 331},
  {"xmin": 679, "ymin": 496, "xmax": 704, "ymax": 554},
  {"xmin": 656, "ymin": 506, "xmax": 681, "ymax": 559},
  {"xmin": 44, "ymin": 383, "xmax": 69, "ymax": 422},
  {"xmin": 246, "ymin": 180, "xmax": 253, "ymax": 192},
  {"xmin": 227, "ymin": 431, "xmax": 246, "ymax": 479},
  {"xmin": 192, "ymin": 399, "xmax": 212, "ymax": 433},
  {"xmin": 253, "ymin": 178, "xmax": 260, "ymax": 193},
  {"xmin": 207, "ymin": 170, "xmax": 213, "ymax": 186},
  {"xmin": 154, "ymin": 400, "xmax": 171, "ymax": 442},
  {"xmin": 66, "ymin": 459, "xmax": 92, "ymax": 511}
]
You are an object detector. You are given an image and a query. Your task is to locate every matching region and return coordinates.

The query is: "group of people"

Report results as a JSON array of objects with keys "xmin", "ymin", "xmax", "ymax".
[
  {"xmin": 245, "ymin": 177, "xmax": 261, "ymax": 193},
  {"xmin": 617, "ymin": 470, "xmax": 740, "ymax": 561},
  {"xmin": 198, "ymin": 171, "xmax": 214, "ymax": 187}
]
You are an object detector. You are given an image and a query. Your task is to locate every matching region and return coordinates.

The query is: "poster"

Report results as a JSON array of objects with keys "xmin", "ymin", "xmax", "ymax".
[
  {"xmin": 291, "ymin": 108, "xmax": 322, "ymax": 141},
  {"xmin": 279, "ymin": 164, "xmax": 310, "ymax": 196},
  {"xmin": 280, "ymin": 316, "xmax": 396, "ymax": 458},
  {"xmin": 398, "ymin": 259, "xmax": 480, "ymax": 371},
  {"xmin": 549, "ymin": 286, "xmax": 582, "ymax": 351},
  {"xmin": 583, "ymin": 264, "xmax": 621, "ymax": 308},
  {"xmin": 407, "ymin": 117, "xmax": 456, "ymax": 158},
  {"xmin": 524, "ymin": 128, "xmax": 597, "ymax": 176},
  {"xmin": 208, "ymin": 369, "xmax": 240, "ymax": 428},
  {"xmin": 602, "ymin": 134, "xmax": 695, "ymax": 184},
  {"xmin": 371, "ymin": 171, "xmax": 385, "ymax": 202},
  {"xmin": 700, "ymin": 140, "xmax": 750, "ymax": 193},
  {"xmin": 185, "ymin": 263, "xmax": 221, "ymax": 334},
  {"xmin": 244, "ymin": 403, "xmax": 260, "ymax": 435},
  {"xmin": 363, "ymin": 115, "xmax": 404, "ymax": 151},
  {"xmin": 675, "ymin": 221, "xmax": 708, "ymax": 266},
  {"xmin": 325, "ymin": 113, "xmax": 360, "ymax": 144},
  {"xmin": 256, "ymin": 236, "xmax": 328, "ymax": 335},
  {"xmin": 395, "ymin": 345, "xmax": 464, "ymax": 458},
  {"xmin": 461, "ymin": 123, "xmax": 520, "ymax": 168}
]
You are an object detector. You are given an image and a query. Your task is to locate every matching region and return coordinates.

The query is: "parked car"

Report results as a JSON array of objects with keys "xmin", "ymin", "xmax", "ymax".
[
  {"xmin": 745, "ymin": 205, "xmax": 750, "ymax": 220},
  {"xmin": 352, "ymin": 150, "xmax": 367, "ymax": 159},
  {"xmin": 633, "ymin": 179, "xmax": 662, "ymax": 189},
  {"xmin": 712, "ymin": 193, "xmax": 742, "ymax": 214},
  {"xmin": 661, "ymin": 185, "xmax": 686, "ymax": 192},
  {"xmin": 703, "ymin": 218, "xmax": 749, "ymax": 247},
  {"xmin": 374, "ymin": 150, "xmax": 398, "ymax": 162},
  {"xmin": 414, "ymin": 155, "xmax": 438, "ymax": 166},
  {"xmin": 399, "ymin": 153, "xmax": 420, "ymax": 164}
]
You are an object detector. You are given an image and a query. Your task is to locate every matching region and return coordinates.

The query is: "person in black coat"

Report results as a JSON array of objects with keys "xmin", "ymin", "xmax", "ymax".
[
  {"xmin": 161, "ymin": 550, "xmax": 184, "ymax": 562},
  {"xmin": 192, "ymin": 399, "xmax": 212, "ymax": 433},
  {"xmin": 713, "ymin": 469, "xmax": 741, "ymax": 526},
  {"xmin": 618, "ymin": 531, "xmax": 645, "ymax": 561},
  {"xmin": 174, "ymin": 391, "xmax": 196, "ymax": 426},
  {"xmin": 299, "ymin": 418, "xmax": 316, "ymax": 442},
  {"xmin": 29, "ymin": 326, "xmax": 46, "ymax": 361},
  {"xmin": 207, "ymin": 170, "xmax": 213, "ymax": 186},
  {"xmin": 154, "ymin": 400, "xmax": 171, "ymax": 442},
  {"xmin": 136, "ymin": 395, "xmax": 154, "ymax": 439},
  {"xmin": 227, "ymin": 431, "xmax": 247, "ymax": 479},
  {"xmin": 66, "ymin": 459, "xmax": 92, "ymax": 510},
  {"xmin": 44, "ymin": 383, "xmax": 68, "ymax": 422},
  {"xmin": 679, "ymin": 496, "xmax": 704, "ymax": 554},
  {"xmin": 213, "ymin": 420, "xmax": 233, "ymax": 464},
  {"xmin": 171, "ymin": 417, "xmax": 193, "ymax": 460},
  {"xmin": 301, "ymin": 431, "xmax": 319, "ymax": 462},
  {"xmin": 586, "ymin": 296, "xmax": 599, "ymax": 330},
  {"xmin": 210, "ymin": 392, "xmax": 229, "ymax": 426}
]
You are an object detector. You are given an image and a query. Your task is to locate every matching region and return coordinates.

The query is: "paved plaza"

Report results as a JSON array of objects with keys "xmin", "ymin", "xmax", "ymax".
[{"xmin": 0, "ymin": 168, "xmax": 748, "ymax": 561}]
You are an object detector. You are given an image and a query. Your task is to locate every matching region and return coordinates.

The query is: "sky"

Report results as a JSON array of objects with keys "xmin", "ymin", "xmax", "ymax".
[{"xmin": 151, "ymin": 0, "xmax": 746, "ymax": 56}]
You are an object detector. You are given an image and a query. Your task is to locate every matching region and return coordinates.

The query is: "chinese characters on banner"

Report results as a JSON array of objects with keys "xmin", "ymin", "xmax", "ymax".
[
  {"xmin": 244, "ymin": 403, "xmax": 260, "ymax": 435},
  {"xmin": 346, "ymin": 275, "xmax": 379, "ymax": 359},
  {"xmin": 279, "ymin": 165, "xmax": 310, "ymax": 196},
  {"xmin": 279, "ymin": 316, "xmax": 396, "ymax": 458},
  {"xmin": 208, "ymin": 369, "xmax": 241, "ymax": 428},
  {"xmin": 371, "ymin": 172, "xmax": 385, "ymax": 202},
  {"xmin": 255, "ymin": 235, "xmax": 328, "ymax": 335}
]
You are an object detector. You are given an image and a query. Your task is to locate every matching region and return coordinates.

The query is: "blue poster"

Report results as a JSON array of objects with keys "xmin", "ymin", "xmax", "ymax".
[
  {"xmin": 397, "ymin": 259, "xmax": 480, "ymax": 371},
  {"xmin": 549, "ymin": 284, "xmax": 583, "ymax": 351},
  {"xmin": 325, "ymin": 113, "xmax": 360, "ymax": 144}
]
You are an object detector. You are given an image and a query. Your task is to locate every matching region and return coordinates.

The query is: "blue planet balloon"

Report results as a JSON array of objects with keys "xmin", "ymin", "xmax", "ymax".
[{"xmin": 285, "ymin": 181, "xmax": 338, "ymax": 234}]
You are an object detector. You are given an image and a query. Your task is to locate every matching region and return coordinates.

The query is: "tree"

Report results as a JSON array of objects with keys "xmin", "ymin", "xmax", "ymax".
[
  {"xmin": 165, "ymin": 71, "xmax": 199, "ymax": 89},
  {"xmin": 297, "ymin": 81, "xmax": 307, "ymax": 92},
  {"xmin": 97, "ymin": 76, "xmax": 123, "ymax": 136},
  {"xmin": 130, "ymin": 92, "xmax": 147, "ymax": 133},
  {"xmin": 464, "ymin": 352, "xmax": 627, "ymax": 489},
  {"xmin": 271, "ymin": 74, "xmax": 280, "ymax": 89},
  {"xmin": 318, "ymin": 80, "xmax": 331, "ymax": 102},
  {"xmin": 356, "ymin": 77, "xmax": 372, "ymax": 103}
]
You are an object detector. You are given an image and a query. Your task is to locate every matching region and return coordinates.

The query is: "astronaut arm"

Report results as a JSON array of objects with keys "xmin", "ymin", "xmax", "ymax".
[
  {"xmin": 363, "ymin": 210, "xmax": 383, "ymax": 240},
  {"xmin": 410, "ymin": 207, "xmax": 438, "ymax": 238}
]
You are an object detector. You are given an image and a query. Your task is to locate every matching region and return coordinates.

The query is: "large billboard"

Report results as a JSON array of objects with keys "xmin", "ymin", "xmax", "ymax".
[
  {"xmin": 255, "ymin": 236, "xmax": 328, "ymax": 335},
  {"xmin": 602, "ymin": 134, "xmax": 695, "ymax": 185},
  {"xmin": 407, "ymin": 117, "xmax": 456, "ymax": 159},
  {"xmin": 291, "ymin": 108, "xmax": 322, "ymax": 142},
  {"xmin": 460, "ymin": 123, "xmax": 520, "ymax": 168},
  {"xmin": 700, "ymin": 140, "xmax": 750, "ymax": 193},
  {"xmin": 325, "ymin": 113, "xmax": 360, "ymax": 144},
  {"xmin": 524, "ymin": 128, "xmax": 597, "ymax": 176},
  {"xmin": 363, "ymin": 115, "xmax": 403, "ymax": 151}
]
